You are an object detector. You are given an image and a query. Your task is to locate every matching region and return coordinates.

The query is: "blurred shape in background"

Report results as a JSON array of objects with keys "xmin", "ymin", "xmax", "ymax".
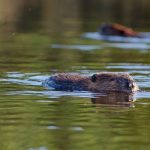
[{"xmin": 0, "ymin": 0, "xmax": 150, "ymax": 35}]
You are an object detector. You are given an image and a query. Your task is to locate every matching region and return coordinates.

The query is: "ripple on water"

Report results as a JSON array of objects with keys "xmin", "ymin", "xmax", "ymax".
[
  {"xmin": 82, "ymin": 32, "xmax": 150, "ymax": 44},
  {"xmin": 1, "ymin": 71, "xmax": 149, "ymax": 100},
  {"xmin": 0, "ymin": 70, "xmax": 150, "ymax": 150},
  {"xmin": 51, "ymin": 43, "xmax": 150, "ymax": 51}
]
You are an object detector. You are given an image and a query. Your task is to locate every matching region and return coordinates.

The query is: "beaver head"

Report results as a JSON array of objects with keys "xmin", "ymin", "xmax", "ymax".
[{"xmin": 89, "ymin": 73, "xmax": 139, "ymax": 93}]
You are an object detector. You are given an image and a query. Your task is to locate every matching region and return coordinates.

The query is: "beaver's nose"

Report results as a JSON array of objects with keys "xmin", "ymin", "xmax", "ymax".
[{"xmin": 132, "ymin": 82, "xmax": 139, "ymax": 92}]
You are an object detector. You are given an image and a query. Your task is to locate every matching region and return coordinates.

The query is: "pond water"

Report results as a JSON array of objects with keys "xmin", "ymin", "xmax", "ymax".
[{"xmin": 0, "ymin": 1, "xmax": 150, "ymax": 150}]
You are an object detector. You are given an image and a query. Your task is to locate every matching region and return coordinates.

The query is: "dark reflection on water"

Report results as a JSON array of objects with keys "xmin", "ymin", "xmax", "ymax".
[
  {"xmin": 91, "ymin": 93, "xmax": 135, "ymax": 107},
  {"xmin": 0, "ymin": 0, "xmax": 150, "ymax": 150}
]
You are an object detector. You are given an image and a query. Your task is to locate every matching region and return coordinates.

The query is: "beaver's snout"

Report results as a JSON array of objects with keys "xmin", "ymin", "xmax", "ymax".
[{"xmin": 118, "ymin": 78, "xmax": 135, "ymax": 93}]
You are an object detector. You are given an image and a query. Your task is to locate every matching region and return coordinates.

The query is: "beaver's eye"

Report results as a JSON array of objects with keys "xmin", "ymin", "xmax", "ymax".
[{"xmin": 91, "ymin": 74, "xmax": 97, "ymax": 82}]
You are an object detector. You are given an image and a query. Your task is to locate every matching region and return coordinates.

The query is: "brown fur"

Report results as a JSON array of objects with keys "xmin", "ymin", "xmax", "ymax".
[
  {"xmin": 100, "ymin": 23, "xmax": 139, "ymax": 37},
  {"xmin": 47, "ymin": 72, "xmax": 139, "ymax": 93}
]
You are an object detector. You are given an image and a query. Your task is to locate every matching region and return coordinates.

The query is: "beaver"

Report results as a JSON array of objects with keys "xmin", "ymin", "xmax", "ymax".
[
  {"xmin": 43, "ymin": 72, "xmax": 139, "ymax": 93},
  {"xmin": 100, "ymin": 23, "xmax": 139, "ymax": 37}
]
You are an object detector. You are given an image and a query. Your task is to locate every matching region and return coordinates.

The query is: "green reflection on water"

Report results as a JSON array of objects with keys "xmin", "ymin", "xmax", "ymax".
[
  {"xmin": 0, "ymin": 31, "xmax": 150, "ymax": 150},
  {"xmin": 0, "ymin": 0, "xmax": 150, "ymax": 149},
  {"xmin": 0, "ymin": 33, "xmax": 150, "ymax": 72},
  {"xmin": 0, "ymin": 30, "xmax": 149, "ymax": 149},
  {"xmin": 0, "ymin": 94, "xmax": 150, "ymax": 150}
]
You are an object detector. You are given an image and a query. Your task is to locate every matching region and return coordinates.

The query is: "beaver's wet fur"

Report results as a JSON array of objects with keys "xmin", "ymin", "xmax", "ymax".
[
  {"xmin": 43, "ymin": 72, "xmax": 139, "ymax": 93},
  {"xmin": 100, "ymin": 23, "xmax": 139, "ymax": 37}
]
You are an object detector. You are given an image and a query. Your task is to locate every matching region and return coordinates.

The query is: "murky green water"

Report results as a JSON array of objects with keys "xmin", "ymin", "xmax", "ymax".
[{"xmin": 0, "ymin": 1, "xmax": 150, "ymax": 150}]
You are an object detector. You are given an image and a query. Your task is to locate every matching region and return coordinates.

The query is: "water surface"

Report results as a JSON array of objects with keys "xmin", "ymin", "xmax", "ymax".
[
  {"xmin": 0, "ymin": 1, "xmax": 150, "ymax": 150},
  {"xmin": 0, "ymin": 39, "xmax": 150, "ymax": 150}
]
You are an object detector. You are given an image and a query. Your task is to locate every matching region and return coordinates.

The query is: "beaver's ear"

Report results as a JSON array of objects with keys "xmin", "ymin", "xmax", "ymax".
[{"xmin": 91, "ymin": 74, "xmax": 97, "ymax": 82}]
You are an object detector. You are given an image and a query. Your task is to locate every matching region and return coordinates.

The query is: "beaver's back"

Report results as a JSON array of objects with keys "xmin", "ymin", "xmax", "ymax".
[{"xmin": 43, "ymin": 73, "xmax": 89, "ymax": 91}]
